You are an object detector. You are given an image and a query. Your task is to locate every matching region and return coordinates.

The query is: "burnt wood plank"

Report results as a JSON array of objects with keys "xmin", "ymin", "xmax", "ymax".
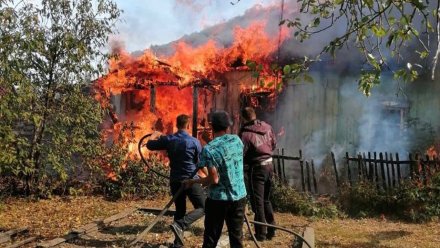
[
  {"xmin": 36, "ymin": 233, "xmax": 77, "ymax": 248},
  {"xmin": 301, "ymin": 227, "xmax": 315, "ymax": 248},
  {"xmin": 5, "ymin": 236, "xmax": 37, "ymax": 248},
  {"xmin": 102, "ymin": 207, "xmax": 137, "ymax": 225},
  {"xmin": 0, "ymin": 228, "xmax": 29, "ymax": 244},
  {"xmin": 137, "ymin": 207, "xmax": 176, "ymax": 216}
]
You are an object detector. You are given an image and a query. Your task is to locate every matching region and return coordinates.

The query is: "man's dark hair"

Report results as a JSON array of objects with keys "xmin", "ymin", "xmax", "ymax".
[
  {"xmin": 210, "ymin": 111, "xmax": 232, "ymax": 132},
  {"xmin": 241, "ymin": 107, "xmax": 256, "ymax": 122},
  {"xmin": 176, "ymin": 114, "xmax": 190, "ymax": 129}
]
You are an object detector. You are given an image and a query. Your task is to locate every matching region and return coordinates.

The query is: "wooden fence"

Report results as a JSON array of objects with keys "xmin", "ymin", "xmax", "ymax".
[
  {"xmin": 270, "ymin": 149, "xmax": 440, "ymax": 194},
  {"xmin": 332, "ymin": 152, "xmax": 440, "ymax": 190},
  {"xmin": 272, "ymin": 149, "xmax": 318, "ymax": 194}
]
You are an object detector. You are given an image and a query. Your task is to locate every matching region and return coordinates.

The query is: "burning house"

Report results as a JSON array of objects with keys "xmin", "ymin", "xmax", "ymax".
[{"xmin": 94, "ymin": 11, "xmax": 289, "ymax": 157}]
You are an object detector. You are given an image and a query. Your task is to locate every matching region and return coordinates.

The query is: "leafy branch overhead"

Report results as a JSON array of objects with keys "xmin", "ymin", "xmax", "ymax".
[{"xmin": 240, "ymin": 0, "xmax": 439, "ymax": 95}]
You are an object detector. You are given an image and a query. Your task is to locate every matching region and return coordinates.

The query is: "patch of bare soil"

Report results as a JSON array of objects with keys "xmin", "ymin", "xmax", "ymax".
[{"xmin": 1, "ymin": 196, "xmax": 439, "ymax": 247}]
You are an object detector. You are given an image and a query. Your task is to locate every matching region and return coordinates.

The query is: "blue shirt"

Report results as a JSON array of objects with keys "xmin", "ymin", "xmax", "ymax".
[
  {"xmin": 146, "ymin": 130, "xmax": 202, "ymax": 182},
  {"xmin": 199, "ymin": 134, "xmax": 247, "ymax": 201}
]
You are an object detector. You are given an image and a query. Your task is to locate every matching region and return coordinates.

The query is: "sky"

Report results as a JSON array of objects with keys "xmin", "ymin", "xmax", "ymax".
[{"xmin": 111, "ymin": 0, "xmax": 274, "ymax": 52}]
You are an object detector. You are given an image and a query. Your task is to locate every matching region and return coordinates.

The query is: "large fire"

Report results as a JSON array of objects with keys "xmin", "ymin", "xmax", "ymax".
[{"xmin": 94, "ymin": 20, "xmax": 289, "ymax": 166}]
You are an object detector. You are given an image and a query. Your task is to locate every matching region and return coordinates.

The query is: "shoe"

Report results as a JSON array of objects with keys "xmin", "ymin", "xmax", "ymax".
[
  {"xmin": 255, "ymin": 235, "xmax": 266, "ymax": 242},
  {"xmin": 170, "ymin": 223, "xmax": 184, "ymax": 246},
  {"xmin": 266, "ymin": 230, "xmax": 275, "ymax": 240}
]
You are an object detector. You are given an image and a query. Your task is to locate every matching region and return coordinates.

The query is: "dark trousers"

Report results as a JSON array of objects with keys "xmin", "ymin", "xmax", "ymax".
[
  {"xmin": 170, "ymin": 181, "xmax": 206, "ymax": 230},
  {"xmin": 248, "ymin": 163, "xmax": 275, "ymax": 239},
  {"xmin": 202, "ymin": 197, "xmax": 246, "ymax": 248}
]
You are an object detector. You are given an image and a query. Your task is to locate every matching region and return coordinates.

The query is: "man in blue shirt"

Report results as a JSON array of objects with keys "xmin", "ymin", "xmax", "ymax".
[
  {"xmin": 184, "ymin": 111, "xmax": 247, "ymax": 248},
  {"xmin": 146, "ymin": 114, "xmax": 205, "ymax": 248}
]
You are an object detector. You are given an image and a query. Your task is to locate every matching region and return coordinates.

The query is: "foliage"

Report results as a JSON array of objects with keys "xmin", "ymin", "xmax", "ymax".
[
  {"xmin": 338, "ymin": 172, "xmax": 440, "ymax": 222},
  {"xmin": 0, "ymin": 0, "xmax": 121, "ymax": 196},
  {"xmin": 272, "ymin": 180, "xmax": 340, "ymax": 218},
  {"xmin": 282, "ymin": 0, "xmax": 437, "ymax": 95},
  {"xmin": 238, "ymin": 0, "xmax": 438, "ymax": 95},
  {"xmin": 101, "ymin": 156, "xmax": 169, "ymax": 200}
]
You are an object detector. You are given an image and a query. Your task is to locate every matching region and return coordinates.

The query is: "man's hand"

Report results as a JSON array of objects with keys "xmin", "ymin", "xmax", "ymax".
[
  {"xmin": 182, "ymin": 179, "xmax": 195, "ymax": 189},
  {"xmin": 197, "ymin": 167, "xmax": 208, "ymax": 178}
]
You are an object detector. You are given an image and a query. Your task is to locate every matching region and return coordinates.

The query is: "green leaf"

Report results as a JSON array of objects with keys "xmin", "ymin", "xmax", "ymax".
[
  {"xmin": 418, "ymin": 50, "xmax": 429, "ymax": 59},
  {"xmin": 364, "ymin": 0, "xmax": 374, "ymax": 8},
  {"xmin": 371, "ymin": 25, "xmax": 386, "ymax": 37},
  {"xmin": 386, "ymin": 33, "xmax": 395, "ymax": 47},
  {"xmin": 313, "ymin": 17, "xmax": 320, "ymax": 27},
  {"xmin": 283, "ymin": 65, "xmax": 292, "ymax": 75}
]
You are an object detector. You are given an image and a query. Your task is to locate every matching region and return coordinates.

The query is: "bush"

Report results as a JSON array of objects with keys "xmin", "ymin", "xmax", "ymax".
[
  {"xmin": 101, "ymin": 157, "xmax": 169, "ymax": 200},
  {"xmin": 338, "ymin": 172, "xmax": 440, "ymax": 222},
  {"xmin": 338, "ymin": 181, "xmax": 385, "ymax": 217},
  {"xmin": 271, "ymin": 180, "xmax": 340, "ymax": 218}
]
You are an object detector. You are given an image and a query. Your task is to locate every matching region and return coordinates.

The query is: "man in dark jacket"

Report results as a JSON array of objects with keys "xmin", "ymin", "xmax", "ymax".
[
  {"xmin": 240, "ymin": 107, "xmax": 276, "ymax": 241},
  {"xmin": 146, "ymin": 114, "xmax": 205, "ymax": 248}
]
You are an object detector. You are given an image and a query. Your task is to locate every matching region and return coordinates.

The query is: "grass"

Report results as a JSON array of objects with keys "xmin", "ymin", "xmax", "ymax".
[{"xmin": 0, "ymin": 196, "xmax": 439, "ymax": 247}]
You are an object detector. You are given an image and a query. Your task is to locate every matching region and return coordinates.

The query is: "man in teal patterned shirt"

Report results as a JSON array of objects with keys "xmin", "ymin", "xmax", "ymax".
[{"xmin": 183, "ymin": 111, "xmax": 247, "ymax": 248}]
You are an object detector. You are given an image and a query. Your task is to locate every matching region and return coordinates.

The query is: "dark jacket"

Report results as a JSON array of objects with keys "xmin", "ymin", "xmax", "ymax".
[
  {"xmin": 146, "ymin": 130, "xmax": 202, "ymax": 182},
  {"xmin": 239, "ymin": 120, "xmax": 276, "ymax": 165}
]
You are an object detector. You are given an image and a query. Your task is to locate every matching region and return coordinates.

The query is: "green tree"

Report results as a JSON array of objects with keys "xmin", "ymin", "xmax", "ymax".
[{"xmin": 0, "ymin": 0, "xmax": 120, "ymax": 195}]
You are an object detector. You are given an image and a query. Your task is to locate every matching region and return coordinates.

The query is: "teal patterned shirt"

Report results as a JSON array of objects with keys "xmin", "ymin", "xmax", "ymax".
[{"xmin": 199, "ymin": 134, "xmax": 247, "ymax": 201}]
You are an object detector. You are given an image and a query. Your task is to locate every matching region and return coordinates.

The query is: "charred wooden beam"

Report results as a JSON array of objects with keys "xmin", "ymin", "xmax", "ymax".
[
  {"xmin": 192, "ymin": 86, "xmax": 198, "ymax": 138},
  {"xmin": 150, "ymin": 85, "xmax": 156, "ymax": 113}
]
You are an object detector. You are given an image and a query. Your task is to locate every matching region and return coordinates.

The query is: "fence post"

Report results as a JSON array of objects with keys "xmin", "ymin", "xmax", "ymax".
[
  {"xmin": 311, "ymin": 159, "xmax": 318, "ymax": 194},
  {"xmin": 374, "ymin": 152, "xmax": 379, "ymax": 190},
  {"xmin": 299, "ymin": 150, "xmax": 305, "ymax": 192},
  {"xmin": 275, "ymin": 148, "xmax": 281, "ymax": 179},
  {"xmin": 385, "ymin": 152, "xmax": 392, "ymax": 189},
  {"xmin": 331, "ymin": 152, "xmax": 340, "ymax": 188},
  {"xmin": 346, "ymin": 152, "xmax": 352, "ymax": 187},
  {"xmin": 379, "ymin": 153, "xmax": 387, "ymax": 190},
  {"xmin": 390, "ymin": 153, "xmax": 396, "ymax": 187},
  {"xmin": 396, "ymin": 153, "xmax": 401, "ymax": 185},
  {"xmin": 409, "ymin": 153, "xmax": 414, "ymax": 179},
  {"xmin": 415, "ymin": 153, "xmax": 421, "ymax": 180},
  {"xmin": 423, "ymin": 155, "xmax": 429, "ymax": 186},
  {"xmin": 362, "ymin": 152, "xmax": 368, "ymax": 178},
  {"xmin": 368, "ymin": 152, "xmax": 373, "ymax": 181},
  {"xmin": 306, "ymin": 161, "xmax": 312, "ymax": 192},
  {"xmin": 281, "ymin": 148, "xmax": 286, "ymax": 183},
  {"xmin": 357, "ymin": 153, "xmax": 362, "ymax": 181}
]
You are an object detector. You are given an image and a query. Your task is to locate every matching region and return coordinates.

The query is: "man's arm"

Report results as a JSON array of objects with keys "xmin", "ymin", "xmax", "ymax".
[
  {"xmin": 146, "ymin": 135, "xmax": 168, "ymax": 151},
  {"xmin": 241, "ymin": 133, "xmax": 250, "ymax": 156},
  {"xmin": 270, "ymin": 127, "xmax": 277, "ymax": 151},
  {"xmin": 185, "ymin": 166, "xmax": 218, "ymax": 187}
]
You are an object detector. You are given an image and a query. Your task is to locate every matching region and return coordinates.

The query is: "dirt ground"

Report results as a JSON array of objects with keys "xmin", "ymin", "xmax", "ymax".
[{"xmin": 0, "ymin": 196, "xmax": 439, "ymax": 247}]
